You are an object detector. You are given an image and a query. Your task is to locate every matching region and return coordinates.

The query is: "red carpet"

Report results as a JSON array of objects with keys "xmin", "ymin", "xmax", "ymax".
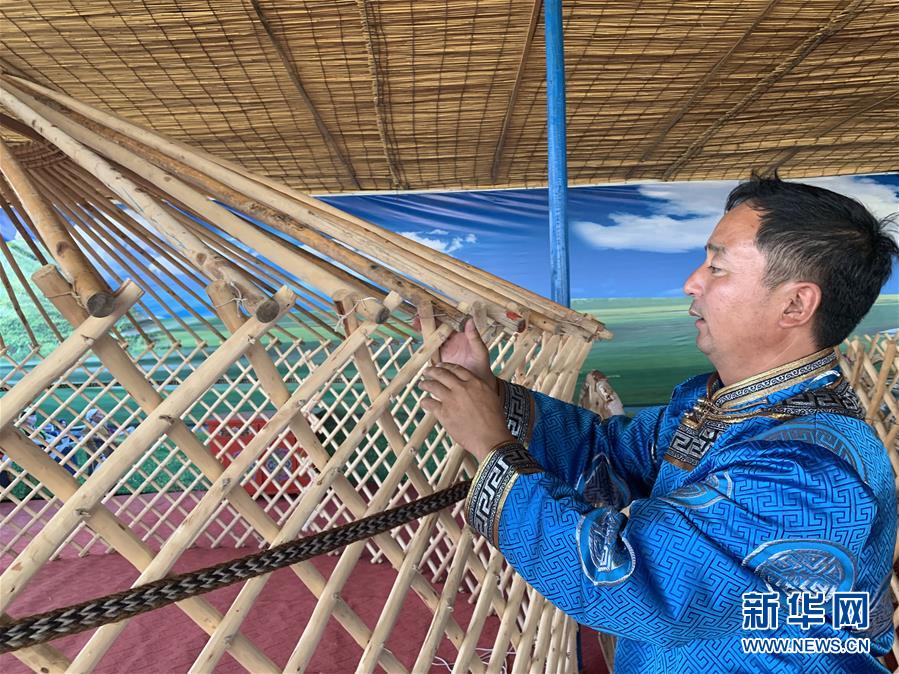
[
  {"xmin": 1, "ymin": 490, "xmax": 610, "ymax": 673},
  {"xmin": 2, "ymin": 547, "xmax": 612, "ymax": 673},
  {"xmin": 2, "ymin": 546, "xmax": 508, "ymax": 673}
]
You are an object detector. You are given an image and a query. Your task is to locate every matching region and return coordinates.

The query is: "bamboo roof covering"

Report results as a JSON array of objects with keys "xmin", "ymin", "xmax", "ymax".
[{"xmin": 2, "ymin": 0, "xmax": 898, "ymax": 194}]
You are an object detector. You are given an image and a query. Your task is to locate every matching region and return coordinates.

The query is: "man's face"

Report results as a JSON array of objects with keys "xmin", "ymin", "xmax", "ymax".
[{"xmin": 682, "ymin": 204, "xmax": 783, "ymax": 373}]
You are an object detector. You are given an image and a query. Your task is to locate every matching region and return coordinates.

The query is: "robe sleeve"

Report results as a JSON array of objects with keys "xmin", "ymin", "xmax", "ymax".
[
  {"xmin": 464, "ymin": 438, "xmax": 877, "ymax": 647},
  {"xmin": 497, "ymin": 379, "xmax": 664, "ymax": 506}
]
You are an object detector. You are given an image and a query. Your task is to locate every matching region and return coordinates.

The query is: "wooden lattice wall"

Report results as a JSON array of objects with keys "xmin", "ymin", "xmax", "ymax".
[{"xmin": 837, "ymin": 333, "xmax": 899, "ymax": 672}]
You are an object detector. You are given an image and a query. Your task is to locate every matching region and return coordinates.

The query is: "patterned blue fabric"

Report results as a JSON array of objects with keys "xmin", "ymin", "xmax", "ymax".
[{"xmin": 468, "ymin": 356, "xmax": 896, "ymax": 673}]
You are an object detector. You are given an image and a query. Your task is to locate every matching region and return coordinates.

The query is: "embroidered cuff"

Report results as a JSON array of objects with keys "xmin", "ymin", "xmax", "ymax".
[
  {"xmin": 465, "ymin": 441, "xmax": 542, "ymax": 546},
  {"xmin": 497, "ymin": 379, "xmax": 536, "ymax": 445}
]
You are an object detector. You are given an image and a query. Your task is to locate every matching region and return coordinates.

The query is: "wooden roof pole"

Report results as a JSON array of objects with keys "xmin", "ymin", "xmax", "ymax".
[
  {"xmin": 29, "ymin": 165, "xmax": 223, "ymax": 338},
  {"xmin": 0, "ymin": 82, "xmax": 279, "ymax": 323},
  {"xmin": 52, "ymin": 161, "xmax": 345, "ymax": 341},
  {"xmin": 6, "ymin": 81, "xmax": 474, "ymax": 331},
  {"xmin": 84, "ymin": 122, "xmax": 475, "ymax": 328},
  {"xmin": 7, "ymin": 81, "xmax": 390, "ymax": 326},
  {"xmin": 0, "ymin": 179, "xmax": 50, "ymax": 263},
  {"xmin": 0, "ymin": 241, "xmax": 38, "ymax": 347},
  {"xmin": 0, "ymin": 138, "xmax": 114, "ymax": 316},
  {"xmin": 0, "ymin": 223, "xmax": 63, "ymax": 341},
  {"xmin": 221, "ymin": 159, "xmax": 607, "ymax": 336},
  {"xmin": 490, "ymin": 0, "xmax": 542, "ymax": 183},
  {"xmin": 0, "ymin": 111, "xmax": 44, "ymax": 142},
  {"xmin": 2, "ymin": 75, "xmax": 608, "ymax": 338}
]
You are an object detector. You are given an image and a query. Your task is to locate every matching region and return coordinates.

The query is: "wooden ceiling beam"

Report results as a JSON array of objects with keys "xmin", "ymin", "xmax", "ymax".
[
  {"xmin": 249, "ymin": 0, "xmax": 361, "ymax": 190},
  {"xmin": 490, "ymin": 0, "xmax": 543, "ymax": 184},
  {"xmin": 661, "ymin": 0, "xmax": 868, "ymax": 180},
  {"xmin": 355, "ymin": 0, "xmax": 407, "ymax": 190},
  {"xmin": 627, "ymin": 0, "xmax": 778, "ymax": 179}
]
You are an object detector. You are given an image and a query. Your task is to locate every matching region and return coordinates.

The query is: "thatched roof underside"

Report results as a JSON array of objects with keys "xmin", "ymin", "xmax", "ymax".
[{"xmin": 2, "ymin": 0, "xmax": 897, "ymax": 194}]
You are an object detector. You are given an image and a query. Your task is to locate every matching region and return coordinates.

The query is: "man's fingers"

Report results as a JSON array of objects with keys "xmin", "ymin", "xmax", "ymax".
[
  {"xmin": 464, "ymin": 317, "xmax": 488, "ymax": 350},
  {"xmin": 422, "ymin": 364, "xmax": 467, "ymax": 387},
  {"xmin": 464, "ymin": 317, "xmax": 482, "ymax": 343},
  {"xmin": 432, "ymin": 362, "xmax": 474, "ymax": 381},
  {"xmin": 420, "ymin": 396, "xmax": 440, "ymax": 413},
  {"xmin": 419, "ymin": 378, "xmax": 451, "ymax": 400}
]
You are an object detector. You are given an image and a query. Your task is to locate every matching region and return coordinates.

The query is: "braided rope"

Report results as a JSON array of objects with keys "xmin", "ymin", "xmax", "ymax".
[{"xmin": 1, "ymin": 480, "xmax": 472, "ymax": 652}]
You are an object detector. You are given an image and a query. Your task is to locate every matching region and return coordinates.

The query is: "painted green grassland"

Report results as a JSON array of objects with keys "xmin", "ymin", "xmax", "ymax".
[{"xmin": 573, "ymin": 294, "xmax": 899, "ymax": 407}]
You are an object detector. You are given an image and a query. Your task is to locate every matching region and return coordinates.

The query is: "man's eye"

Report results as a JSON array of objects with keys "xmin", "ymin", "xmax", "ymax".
[{"xmin": 708, "ymin": 265, "xmax": 721, "ymax": 273}]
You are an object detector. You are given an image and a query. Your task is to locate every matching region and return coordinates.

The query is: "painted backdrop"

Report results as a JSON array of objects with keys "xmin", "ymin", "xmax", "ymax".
[
  {"xmin": 2, "ymin": 174, "xmax": 897, "ymax": 407},
  {"xmin": 324, "ymin": 174, "xmax": 899, "ymax": 407}
]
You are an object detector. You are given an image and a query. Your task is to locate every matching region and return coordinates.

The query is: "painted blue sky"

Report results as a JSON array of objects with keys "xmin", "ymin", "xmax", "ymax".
[
  {"xmin": 2, "ymin": 173, "xmax": 898, "ymax": 305},
  {"xmin": 324, "ymin": 172, "xmax": 899, "ymax": 299}
]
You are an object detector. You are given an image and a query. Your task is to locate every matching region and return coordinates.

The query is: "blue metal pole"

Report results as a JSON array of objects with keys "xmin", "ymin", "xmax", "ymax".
[{"xmin": 545, "ymin": 0, "xmax": 570, "ymax": 307}]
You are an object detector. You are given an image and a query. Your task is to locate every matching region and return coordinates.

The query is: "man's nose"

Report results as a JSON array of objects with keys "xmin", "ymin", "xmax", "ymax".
[{"xmin": 683, "ymin": 266, "xmax": 702, "ymax": 297}]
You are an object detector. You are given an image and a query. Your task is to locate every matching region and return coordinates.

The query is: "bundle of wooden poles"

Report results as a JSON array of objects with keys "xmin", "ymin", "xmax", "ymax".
[{"xmin": 0, "ymin": 74, "xmax": 610, "ymax": 674}]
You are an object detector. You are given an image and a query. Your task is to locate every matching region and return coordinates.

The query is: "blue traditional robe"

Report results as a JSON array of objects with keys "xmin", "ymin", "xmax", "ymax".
[{"xmin": 465, "ymin": 348, "xmax": 896, "ymax": 673}]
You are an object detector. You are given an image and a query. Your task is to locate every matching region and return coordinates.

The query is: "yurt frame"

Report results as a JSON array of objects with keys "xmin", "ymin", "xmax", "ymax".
[{"xmin": 0, "ymin": 76, "xmax": 613, "ymax": 673}]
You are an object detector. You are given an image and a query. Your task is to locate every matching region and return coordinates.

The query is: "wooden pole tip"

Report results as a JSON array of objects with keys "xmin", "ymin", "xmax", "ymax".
[
  {"xmin": 254, "ymin": 299, "xmax": 281, "ymax": 324},
  {"xmin": 85, "ymin": 291, "xmax": 116, "ymax": 318}
]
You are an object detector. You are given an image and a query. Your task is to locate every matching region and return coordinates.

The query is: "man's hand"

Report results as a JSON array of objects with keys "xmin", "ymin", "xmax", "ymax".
[
  {"xmin": 419, "ymin": 363, "xmax": 512, "ymax": 462},
  {"xmin": 437, "ymin": 318, "xmax": 495, "ymax": 387}
]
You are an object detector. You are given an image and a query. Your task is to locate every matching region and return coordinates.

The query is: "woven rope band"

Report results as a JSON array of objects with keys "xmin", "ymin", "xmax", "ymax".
[{"xmin": 0, "ymin": 479, "xmax": 472, "ymax": 652}]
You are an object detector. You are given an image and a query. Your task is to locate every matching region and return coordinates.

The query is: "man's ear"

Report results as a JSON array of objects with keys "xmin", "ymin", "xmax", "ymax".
[{"xmin": 779, "ymin": 281, "xmax": 822, "ymax": 329}]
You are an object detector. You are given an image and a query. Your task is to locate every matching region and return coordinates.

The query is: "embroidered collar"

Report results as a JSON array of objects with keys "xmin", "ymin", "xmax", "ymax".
[
  {"xmin": 708, "ymin": 347, "xmax": 838, "ymax": 411},
  {"xmin": 663, "ymin": 347, "xmax": 862, "ymax": 472}
]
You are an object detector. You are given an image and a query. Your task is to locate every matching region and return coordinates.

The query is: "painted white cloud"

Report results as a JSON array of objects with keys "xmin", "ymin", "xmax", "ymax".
[
  {"xmin": 397, "ymin": 229, "xmax": 478, "ymax": 254},
  {"xmin": 802, "ymin": 175, "xmax": 899, "ymax": 223},
  {"xmin": 574, "ymin": 175, "xmax": 899, "ymax": 253},
  {"xmin": 635, "ymin": 180, "xmax": 737, "ymax": 219},
  {"xmin": 575, "ymin": 212, "xmax": 721, "ymax": 253},
  {"xmin": 574, "ymin": 180, "xmax": 735, "ymax": 253}
]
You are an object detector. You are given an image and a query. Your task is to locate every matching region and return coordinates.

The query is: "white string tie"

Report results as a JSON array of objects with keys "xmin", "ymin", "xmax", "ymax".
[{"xmin": 333, "ymin": 296, "xmax": 380, "ymax": 329}]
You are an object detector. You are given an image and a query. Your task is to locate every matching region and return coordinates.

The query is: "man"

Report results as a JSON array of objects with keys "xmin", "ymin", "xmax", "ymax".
[{"xmin": 419, "ymin": 176, "xmax": 898, "ymax": 673}]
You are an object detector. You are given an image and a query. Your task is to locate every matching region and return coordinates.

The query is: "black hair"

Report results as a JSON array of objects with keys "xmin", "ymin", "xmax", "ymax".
[{"xmin": 725, "ymin": 173, "xmax": 899, "ymax": 348}]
